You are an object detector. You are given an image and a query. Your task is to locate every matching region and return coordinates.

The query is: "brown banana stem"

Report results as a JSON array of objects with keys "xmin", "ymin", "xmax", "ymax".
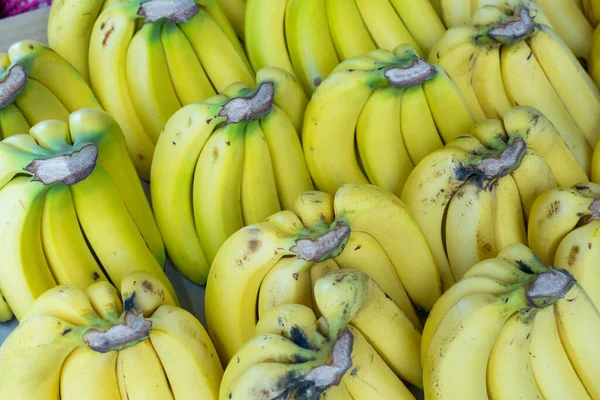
[
  {"xmin": 84, "ymin": 311, "xmax": 152, "ymax": 353},
  {"xmin": 488, "ymin": 7, "xmax": 535, "ymax": 44},
  {"xmin": 25, "ymin": 143, "xmax": 98, "ymax": 186},
  {"xmin": 476, "ymin": 137, "xmax": 527, "ymax": 179},
  {"xmin": 218, "ymin": 82, "xmax": 274, "ymax": 124},
  {"xmin": 303, "ymin": 328, "xmax": 354, "ymax": 389},
  {"xmin": 291, "ymin": 222, "xmax": 351, "ymax": 262},
  {"xmin": 384, "ymin": 58, "xmax": 437, "ymax": 89},
  {"xmin": 138, "ymin": 0, "xmax": 199, "ymax": 24},
  {"xmin": 526, "ymin": 267, "xmax": 576, "ymax": 308},
  {"xmin": 0, "ymin": 64, "xmax": 27, "ymax": 110}
]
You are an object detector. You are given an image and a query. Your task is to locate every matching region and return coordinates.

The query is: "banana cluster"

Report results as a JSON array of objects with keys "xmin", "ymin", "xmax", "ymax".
[
  {"xmin": 205, "ymin": 183, "xmax": 440, "ymax": 365},
  {"xmin": 222, "ymin": 269, "xmax": 422, "ymax": 398},
  {"xmin": 50, "ymin": 0, "xmax": 253, "ymax": 180},
  {"xmin": 0, "ymin": 108, "xmax": 176, "ymax": 320},
  {"xmin": 0, "ymin": 271, "xmax": 223, "ymax": 399},
  {"xmin": 401, "ymin": 106, "xmax": 588, "ymax": 291},
  {"xmin": 151, "ymin": 67, "xmax": 311, "ymax": 285},
  {"xmin": 0, "ymin": 41, "xmax": 100, "ymax": 139},
  {"xmin": 529, "ymin": 182, "xmax": 600, "ymax": 308},
  {"xmin": 422, "ymin": 243, "xmax": 600, "ymax": 399},
  {"xmin": 433, "ymin": 3, "xmax": 600, "ymax": 176},
  {"xmin": 302, "ymin": 45, "xmax": 475, "ymax": 197},
  {"xmin": 433, "ymin": 0, "xmax": 594, "ymax": 60},
  {"xmin": 245, "ymin": 0, "xmax": 445, "ymax": 95}
]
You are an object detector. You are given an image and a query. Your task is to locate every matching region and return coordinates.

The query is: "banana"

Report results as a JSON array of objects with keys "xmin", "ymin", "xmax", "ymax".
[
  {"xmin": 584, "ymin": 0, "xmax": 600, "ymax": 26},
  {"xmin": 259, "ymin": 104, "xmax": 313, "ymax": 210},
  {"xmin": 218, "ymin": 0, "xmax": 245, "ymax": 40},
  {"xmin": 354, "ymin": 0, "xmax": 422, "ymax": 55},
  {"xmin": 149, "ymin": 305, "xmax": 223, "ymax": 400},
  {"xmin": 0, "ymin": 316, "xmax": 82, "ymax": 399},
  {"xmin": 8, "ymin": 40, "xmax": 101, "ymax": 112},
  {"xmin": 428, "ymin": 25, "xmax": 480, "ymax": 64},
  {"xmin": 294, "ymin": 191, "xmax": 335, "ymax": 230},
  {"xmin": 120, "ymin": 271, "xmax": 177, "ymax": 317},
  {"xmin": 161, "ymin": 22, "xmax": 217, "ymax": 106},
  {"xmin": 117, "ymin": 338, "xmax": 174, "ymax": 399},
  {"xmin": 179, "ymin": 8, "xmax": 255, "ymax": 93},
  {"xmin": 14, "ymin": 78, "xmax": 70, "ymax": 126},
  {"xmin": 150, "ymin": 102, "xmax": 224, "ymax": 284},
  {"xmin": 462, "ymin": 257, "xmax": 537, "ymax": 283},
  {"xmin": 326, "ymin": 0, "xmax": 376, "ymax": 60},
  {"xmin": 0, "ymin": 289, "xmax": 13, "ymax": 322},
  {"xmin": 471, "ymin": 43, "xmax": 514, "ymax": 119},
  {"xmin": 47, "ymin": 0, "xmax": 104, "ymax": 81},
  {"xmin": 70, "ymin": 165, "xmax": 178, "ymax": 302},
  {"xmin": 192, "ymin": 123, "xmax": 246, "ymax": 264},
  {"xmin": 356, "ymin": 86, "xmax": 414, "ymax": 197},
  {"xmin": 554, "ymin": 282, "xmax": 600, "ymax": 398},
  {"xmin": 285, "ymin": 0, "xmax": 340, "ymax": 94},
  {"xmin": 501, "ymin": 39, "xmax": 592, "ymax": 173},
  {"xmin": 28, "ymin": 119, "xmax": 70, "ymax": 151},
  {"xmin": 84, "ymin": 281, "xmax": 123, "ymax": 323},
  {"xmin": 0, "ymin": 177, "xmax": 55, "ymax": 319},
  {"xmin": 529, "ymin": 306, "xmax": 591, "ymax": 400},
  {"xmin": 487, "ymin": 308, "xmax": 544, "ymax": 399},
  {"xmin": 41, "ymin": 184, "xmax": 108, "ymax": 288},
  {"xmin": 126, "ymin": 21, "xmax": 181, "ymax": 144},
  {"xmin": 60, "ymin": 346, "xmax": 121, "ymax": 400},
  {"xmin": 388, "ymin": 0, "xmax": 446, "ymax": 55},
  {"xmin": 89, "ymin": 2, "xmax": 154, "ymax": 179},
  {"xmin": 0, "ymin": 104, "xmax": 30, "ymax": 139},
  {"xmin": 439, "ymin": 0, "xmax": 472, "ymax": 27},
  {"xmin": 244, "ymin": 0, "xmax": 294, "ymax": 74},
  {"xmin": 494, "ymin": 175, "xmax": 528, "ymax": 250},
  {"xmin": 335, "ymin": 184, "xmax": 442, "ymax": 311},
  {"xmin": 240, "ymin": 119, "xmax": 281, "ymax": 224},
  {"xmin": 423, "ymin": 287, "xmax": 529, "ymax": 399}
]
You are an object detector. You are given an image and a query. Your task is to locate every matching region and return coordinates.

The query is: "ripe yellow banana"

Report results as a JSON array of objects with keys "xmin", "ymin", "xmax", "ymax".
[
  {"xmin": 0, "ymin": 104, "xmax": 30, "ymax": 139},
  {"xmin": 388, "ymin": 0, "xmax": 446, "ymax": 56},
  {"xmin": 326, "ymin": 0, "xmax": 376, "ymax": 60},
  {"xmin": 218, "ymin": 0, "xmax": 246, "ymax": 40},
  {"xmin": 0, "ymin": 289, "xmax": 13, "ymax": 322},
  {"xmin": 84, "ymin": 281, "xmax": 123, "ymax": 323},
  {"xmin": 120, "ymin": 271, "xmax": 177, "ymax": 317},
  {"xmin": 14, "ymin": 78, "xmax": 70, "ymax": 126},
  {"xmin": 60, "ymin": 346, "xmax": 121, "ymax": 400},
  {"xmin": 471, "ymin": 43, "xmax": 514, "ymax": 119}
]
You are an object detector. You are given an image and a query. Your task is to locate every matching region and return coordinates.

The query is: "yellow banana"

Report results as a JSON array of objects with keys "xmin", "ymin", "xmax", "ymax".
[
  {"xmin": 326, "ymin": 0, "xmax": 376, "ymax": 60},
  {"xmin": 471, "ymin": 43, "xmax": 514, "ymax": 119},
  {"xmin": 218, "ymin": 0, "xmax": 246, "ymax": 40},
  {"xmin": 294, "ymin": 191, "xmax": 335, "ymax": 230},
  {"xmin": 60, "ymin": 347, "xmax": 121, "ymax": 400},
  {"xmin": 0, "ymin": 289, "xmax": 13, "ymax": 322},
  {"xmin": 120, "ymin": 271, "xmax": 177, "ymax": 317},
  {"xmin": 0, "ymin": 105, "xmax": 30, "ymax": 139},
  {"xmin": 84, "ymin": 281, "xmax": 123, "ymax": 323},
  {"xmin": 14, "ymin": 78, "xmax": 70, "ymax": 126},
  {"xmin": 388, "ymin": 0, "xmax": 446, "ymax": 55},
  {"xmin": 494, "ymin": 174, "xmax": 527, "ymax": 250}
]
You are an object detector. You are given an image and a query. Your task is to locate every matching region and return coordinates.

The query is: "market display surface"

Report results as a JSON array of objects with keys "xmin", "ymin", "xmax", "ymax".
[{"xmin": 0, "ymin": 0, "xmax": 599, "ymax": 399}]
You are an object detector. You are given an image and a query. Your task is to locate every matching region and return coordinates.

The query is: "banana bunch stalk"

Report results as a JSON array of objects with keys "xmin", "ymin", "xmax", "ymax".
[
  {"xmin": 401, "ymin": 106, "xmax": 588, "ymax": 291},
  {"xmin": 222, "ymin": 270, "xmax": 423, "ymax": 398},
  {"xmin": 151, "ymin": 67, "xmax": 310, "ymax": 285},
  {"xmin": 245, "ymin": 0, "xmax": 445, "ymax": 95},
  {"xmin": 74, "ymin": 0, "xmax": 255, "ymax": 180},
  {"xmin": 0, "ymin": 41, "xmax": 101, "ymax": 139},
  {"xmin": 0, "ymin": 108, "xmax": 176, "ymax": 320},
  {"xmin": 205, "ymin": 183, "xmax": 441, "ymax": 367},
  {"xmin": 528, "ymin": 182, "xmax": 600, "ymax": 309},
  {"xmin": 303, "ymin": 44, "xmax": 475, "ymax": 197},
  {"xmin": 0, "ymin": 271, "xmax": 222, "ymax": 399},
  {"xmin": 433, "ymin": 0, "xmax": 593, "ymax": 60},
  {"xmin": 422, "ymin": 243, "xmax": 600, "ymax": 399},
  {"xmin": 432, "ymin": 3, "xmax": 600, "ymax": 176}
]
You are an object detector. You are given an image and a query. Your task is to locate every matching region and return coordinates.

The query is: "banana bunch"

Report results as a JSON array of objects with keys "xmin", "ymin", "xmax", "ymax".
[
  {"xmin": 151, "ymin": 67, "xmax": 310, "ymax": 285},
  {"xmin": 303, "ymin": 44, "xmax": 475, "ymax": 197},
  {"xmin": 52, "ymin": 0, "xmax": 255, "ymax": 180},
  {"xmin": 432, "ymin": 0, "xmax": 593, "ymax": 60},
  {"xmin": 245, "ymin": 0, "xmax": 445, "ymax": 95},
  {"xmin": 401, "ymin": 106, "xmax": 589, "ymax": 291},
  {"xmin": 222, "ymin": 269, "xmax": 423, "ymax": 398},
  {"xmin": 205, "ymin": 183, "xmax": 441, "ymax": 366},
  {"xmin": 528, "ymin": 182, "xmax": 600, "ymax": 309},
  {"xmin": 0, "ymin": 108, "xmax": 176, "ymax": 320},
  {"xmin": 432, "ymin": 3, "xmax": 600, "ymax": 176},
  {"xmin": 0, "ymin": 271, "xmax": 223, "ymax": 400},
  {"xmin": 422, "ymin": 243, "xmax": 600, "ymax": 399},
  {"xmin": 0, "ymin": 41, "xmax": 100, "ymax": 139}
]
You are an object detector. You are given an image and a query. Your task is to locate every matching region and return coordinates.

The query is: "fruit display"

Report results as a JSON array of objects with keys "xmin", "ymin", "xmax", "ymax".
[
  {"xmin": 302, "ymin": 44, "xmax": 475, "ymax": 197},
  {"xmin": 432, "ymin": 2, "xmax": 600, "ymax": 172},
  {"xmin": 50, "ymin": 0, "xmax": 254, "ymax": 180},
  {"xmin": 0, "ymin": 271, "xmax": 222, "ymax": 399},
  {"xmin": 422, "ymin": 243, "xmax": 600, "ymax": 399},
  {"xmin": 222, "ymin": 269, "xmax": 423, "ymax": 398},
  {"xmin": 151, "ymin": 67, "xmax": 311, "ymax": 284},
  {"xmin": 245, "ymin": 0, "xmax": 445, "ymax": 94},
  {"xmin": 0, "ymin": 41, "xmax": 101, "ymax": 138},
  {"xmin": 528, "ymin": 182, "xmax": 600, "ymax": 308},
  {"xmin": 0, "ymin": 108, "xmax": 176, "ymax": 319},
  {"xmin": 205, "ymin": 183, "xmax": 440, "ymax": 364}
]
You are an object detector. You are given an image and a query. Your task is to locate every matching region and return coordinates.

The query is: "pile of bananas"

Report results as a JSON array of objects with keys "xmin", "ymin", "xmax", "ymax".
[{"xmin": 0, "ymin": 0, "xmax": 599, "ymax": 398}]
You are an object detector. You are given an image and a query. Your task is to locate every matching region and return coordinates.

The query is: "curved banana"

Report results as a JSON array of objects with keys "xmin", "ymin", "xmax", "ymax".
[
  {"xmin": 60, "ymin": 346, "xmax": 121, "ymax": 400},
  {"xmin": 326, "ymin": 0, "xmax": 376, "ymax": 60},
  {"xmin": 84, "ymin": 281, "xmax": 123, "ymax": 323},
  {"xmin": 387, "ymin": 0, "xmax": 446, "ymax": 55},
  {"xmin": 471, "ymin": 43, "xmax": 514, "ymax": 119},
  {"xmin": 218, "ymin": 0, "xmax": 246, "ymax": 40},
  {"xmin": 0, "ymin": 105, "xmax": 30, "ymax": 139},
  {"xmin": 14, "ymin": 78, "xmax": 70, "ymax": 126}
]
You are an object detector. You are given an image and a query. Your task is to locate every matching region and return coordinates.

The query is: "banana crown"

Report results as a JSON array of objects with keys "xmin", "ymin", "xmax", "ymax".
[{"xmin": 0, "ymin": 271, "xmax": 222, "ymax": 399}]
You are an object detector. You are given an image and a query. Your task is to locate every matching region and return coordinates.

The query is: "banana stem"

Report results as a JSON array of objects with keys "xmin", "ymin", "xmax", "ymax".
[
  {"xmin": 0, "ymin": 64, "xmax": 27, "ymax": 110},
  {"xmin": 218, "ymin": 82, "xmax": 275, "ymax": 124},
  {"xmin": 24, "ymin": 143, "xmax": 99, "ymax": 186},
  {"xmin": 290, "ymin": 221, "xmax": 351, "ymax": 263},
  {"xmin": 526, "ymin": 267, "xmax": 576, "ymax": 308},
  {"xmin": 488, "ymin": 7, "xmax": 535, "ymax": 44},
  {"xmin": 83, "ymin": 311, "xmax": 152, "ymax": 353},
  {"xmin": 475, "ymin": 137, "xmax": 527, "ymax": 180},
  {"xmin": 303, "ymin": 328, "xmax": 354, "ymax": 391},
  {"xmin": 137, "ymin": 0, "xmax": 199, "ymax": 24},
  {"xmin": 383, "ymin": 58, "xmax": 437, "ymax": 89},
  {"xmin": 588, "ymin": 198, "xmax": 600, "ymax": 221}
]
